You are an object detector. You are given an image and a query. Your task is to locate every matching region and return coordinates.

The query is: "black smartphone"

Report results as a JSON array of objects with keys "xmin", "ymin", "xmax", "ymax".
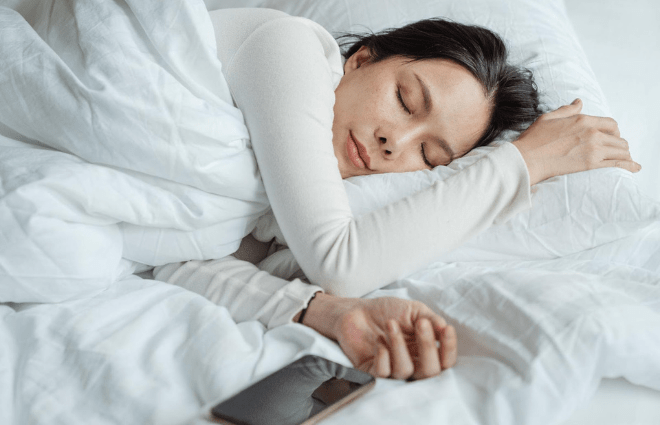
[{"xmin": 210, "ymin": 355, "xmax": 376, "ymax": 425}]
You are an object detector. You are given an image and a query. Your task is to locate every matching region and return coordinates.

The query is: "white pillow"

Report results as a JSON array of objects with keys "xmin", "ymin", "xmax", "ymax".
[
  {"xmin": 346, "ymin": 147, "xmax": 660, "ymax": 261},
  {"xmin": 209, "ymin": 0, "xmax": 660, "ymax": 260}
]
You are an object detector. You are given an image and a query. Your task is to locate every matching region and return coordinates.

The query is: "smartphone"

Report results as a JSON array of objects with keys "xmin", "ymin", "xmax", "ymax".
[{"xmin": 210, "ymin": 355, "xmax": 376, "ymax": 425}]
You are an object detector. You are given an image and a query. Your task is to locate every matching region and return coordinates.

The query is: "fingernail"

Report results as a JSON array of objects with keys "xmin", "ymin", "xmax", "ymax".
[
  {"xmin": 418, "ymin": 318, "xmax": 431, "ymax": 333},
  {"xmin": 636, "ymin": 162, "xmax": 642, "ymax": 170},
  {"xmin": 572, "ymin": 98, "xmax": 581, "ymax": 105}
]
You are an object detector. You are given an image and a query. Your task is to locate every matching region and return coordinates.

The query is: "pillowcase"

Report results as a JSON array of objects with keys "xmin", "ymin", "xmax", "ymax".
[{"xmin": 208, "ymin": 0, "xmax": 660, "ymax": 261}]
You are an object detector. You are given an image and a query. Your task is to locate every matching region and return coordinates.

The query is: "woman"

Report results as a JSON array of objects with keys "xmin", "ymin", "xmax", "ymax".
[{"xmin": 156, "ymin": 8, "xmax": 639, "ymax": 381}]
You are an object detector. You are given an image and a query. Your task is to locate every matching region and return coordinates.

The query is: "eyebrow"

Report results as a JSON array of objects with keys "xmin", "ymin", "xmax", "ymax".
[
  {"xmin": 414, "ymin": 73, "xmax": 456, "ymax": 160},
  {"xmin": 414, "ymin": 73, "xmax": 433, "ymax": 114}
]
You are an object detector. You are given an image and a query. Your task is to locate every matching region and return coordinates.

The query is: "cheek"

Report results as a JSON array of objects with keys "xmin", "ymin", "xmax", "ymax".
[{"xmin": 385, "ymin": 149, "xmax": 426, "ymax": 174}]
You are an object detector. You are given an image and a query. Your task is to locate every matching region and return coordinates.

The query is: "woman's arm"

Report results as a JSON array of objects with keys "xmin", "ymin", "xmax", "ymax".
[
  {"xmin": 298, "ymin": 292, "xmax": 458, "ymax": 380},
  {"xmin": 512, "ymin": 98, "xmax": 640, "ymax": 184},
  {"xmin": 216, "ymin": 10, "xmax": 637, "ymax": 298},
  {"xmin": 153, "ymin": 256, "xmax": 321, "ymax": 329},
  {"xmin": 155, "ymin": 253, "xmax": 457, "ymax": 380},
  {"xmin": 221, "ymin": 15, "xmax": 531, "ymax": 297}
]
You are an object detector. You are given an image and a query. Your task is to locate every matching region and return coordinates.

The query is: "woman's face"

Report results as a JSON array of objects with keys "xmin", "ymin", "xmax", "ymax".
[{"xmin": 332, "ymin": 47, "xmax": 492, "ymax": 179}]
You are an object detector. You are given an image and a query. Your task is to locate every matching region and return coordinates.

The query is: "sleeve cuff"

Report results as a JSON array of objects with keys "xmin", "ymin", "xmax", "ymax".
[
  {"xmin": 267, "ymin": 279, "xmax": 323, "ymax": 329},
  {"xmin": 490, "ymin": 142, "xmax": 533, "ymax": 225}
]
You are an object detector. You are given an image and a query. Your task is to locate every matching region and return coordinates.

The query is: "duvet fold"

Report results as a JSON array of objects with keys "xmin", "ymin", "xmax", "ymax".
[{"xmin": 0, "ymin": 0, "xmax": 269, "ymax": 302}]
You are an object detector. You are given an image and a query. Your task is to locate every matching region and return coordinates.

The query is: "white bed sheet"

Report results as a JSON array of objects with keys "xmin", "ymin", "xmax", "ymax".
[
  {"xmin": 3, "ymin": 222, "xmax": 659, "ymax": 425},
  {"xmin": 561, "ymin": 378, "xmax": 660, "ymax": 425}
]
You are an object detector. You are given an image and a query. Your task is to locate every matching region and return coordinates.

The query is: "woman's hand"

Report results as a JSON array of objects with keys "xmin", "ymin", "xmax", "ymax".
[
  {"xmin": 298, "ymin": 293, "xmax": 457, "ymax": 380},
  {"xmin": 512, "ymin": 99, "xmax": 641, "ymax": 185}
]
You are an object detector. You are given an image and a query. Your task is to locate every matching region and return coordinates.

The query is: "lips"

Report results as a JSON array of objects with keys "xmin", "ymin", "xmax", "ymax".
[{"xmin": 347, "ymin": 132, "xmax": 371, "ymax": 169}]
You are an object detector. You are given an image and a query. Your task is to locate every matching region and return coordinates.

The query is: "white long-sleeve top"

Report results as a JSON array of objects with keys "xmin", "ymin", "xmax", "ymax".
[
  {"xmin": 153, "ymin": 246, "xmax": 315, "ymax": 329},
  {"xmin": 156, "ymin": 8, "xmax": 532, "ymax": 328}
]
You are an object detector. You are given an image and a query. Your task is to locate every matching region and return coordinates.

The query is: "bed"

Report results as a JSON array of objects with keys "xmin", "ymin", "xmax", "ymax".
[{"xmin": 1, "ymin": 0, "xmax": 659, "ymax": 424}]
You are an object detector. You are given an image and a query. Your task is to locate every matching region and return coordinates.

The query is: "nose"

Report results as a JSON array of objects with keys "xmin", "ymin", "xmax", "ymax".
[
  {"xmin": 379, "ymin": 137, "xmax": 392, "ymax": 155},
  {"xmin": 377, "ymin": 124, "xmax": 420, "ymax": 159}
]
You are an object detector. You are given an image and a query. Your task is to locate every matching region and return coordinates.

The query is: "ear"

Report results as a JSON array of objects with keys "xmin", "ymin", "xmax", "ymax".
[{"xmin": 343, "ymin": 45, "xmax": 372, "ymax": 75}]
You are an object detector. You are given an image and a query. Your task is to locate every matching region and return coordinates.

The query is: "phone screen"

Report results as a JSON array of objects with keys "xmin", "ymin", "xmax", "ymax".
[{"xmin": 210, "ymin": 355, "xmax": 375, "ymax": 425}]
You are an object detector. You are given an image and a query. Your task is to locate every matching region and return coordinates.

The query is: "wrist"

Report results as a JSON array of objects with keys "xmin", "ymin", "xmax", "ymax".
[
  {"xmin": 511, "ymin": 139, "xmax": 547, "ymax": 186},
  {"xmin": 295, "ymin": 291, "xmax": 319, "ymax": 325},
  {"xmin": 297, "ymin": 292, "xmax": 359, "ymax": 341}
]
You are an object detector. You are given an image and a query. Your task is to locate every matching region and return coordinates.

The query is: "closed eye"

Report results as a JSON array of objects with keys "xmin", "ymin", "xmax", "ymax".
[
  {"xmin": 421, "ymin": 143, "xmax": 432, "ymax": 168},
  {"xmin": 397, "ymin": 86, "xmax": 411, "ymax": 114}
]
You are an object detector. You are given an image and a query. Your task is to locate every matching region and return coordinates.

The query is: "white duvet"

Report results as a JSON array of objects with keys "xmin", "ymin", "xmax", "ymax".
[
  {"xmin": 0, "ymin": 0, "xmax": 270, "ymax": 304},
  {"xmin": 1, "ymin": 0, "xmax": 660, "ymax": 425}
]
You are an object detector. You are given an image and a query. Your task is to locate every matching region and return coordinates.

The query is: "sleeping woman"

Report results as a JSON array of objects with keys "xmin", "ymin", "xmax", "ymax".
[{"xmin": 154, "ymin": 8, "xmax": 640, "ymax": 381}]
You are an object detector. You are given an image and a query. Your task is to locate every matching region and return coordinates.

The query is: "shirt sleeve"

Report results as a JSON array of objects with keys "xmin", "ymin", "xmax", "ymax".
[
  {"xmin": 153, "ymin": 257, "xmax": 322, "ymax": 329},
  {"xmin": 223, "ymin": 14, "xmax": 532, "ymax": 298}
]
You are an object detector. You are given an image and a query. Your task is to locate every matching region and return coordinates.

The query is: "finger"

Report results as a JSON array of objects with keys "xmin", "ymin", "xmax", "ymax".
[
  {"xmin": 595, "ymin": 140, "xmax": 641, "ymax": 172},
  {"xmin": 440, "ymin": 325, "xmax": 458, "ymax": 370},
  {"xmin": 429, "ymin": 315, "xmax": 448, "ymax": 362},
  {"xmin": 370, "ymin": 343, "xmax": 391, "ymax": 378},
  {"xmin": 387, "ymin": 320, "xmax": 415, "ymax": 380},
  {"xmin": 544, "ymin": 98, "xmax": 583, "ymax": 120},
  {"xmin": 601, "ymin": 159, "xmax": 642, "ymax": 173},
  {"xmin": 600, "ymin": 135, "xmax": 629, "ymax": 150},
  {"xmin": 600, "ymin": 144, "xmax": 633, "ymax": 162},
  {"xmin": 598, "ymin": 117, "xmax": 620, "ymax": 137},
  {"xmin": 412, "ymin": 318, "xmax": 442, "ymax": 380},
  {"xmin": 429, "ymin": 314, "xmax": 447, "ymax": 331},
  {"xmin": 577, "ymin": 115, "xmax": 620, "ymax": 137}
]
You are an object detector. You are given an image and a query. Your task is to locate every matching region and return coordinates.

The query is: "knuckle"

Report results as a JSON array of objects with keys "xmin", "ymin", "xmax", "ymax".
[
  {"xmin": 411, "ymin": 300, "xmax": 426, "ymax": 310},
  {"xmin": 338, "ymin": 309, "xmax": 365, "ymax": 334},
  {"xmin": 586, "ymin": 156, "xmax": 600, "ymax": 169},
  {"xmin": 587, "ymin": 140, "xmax": 600, "ymax": 153},
  {"xmin": 433, "ymin": 316, "xmax": 447, "ymax": 328},
  {"xmin": 585, "ymin": 127, "xmax": 600, "ymax": 139},
  {"xmin": 621, "ymin": 138, "xmax": 629, "ymax": 149}
]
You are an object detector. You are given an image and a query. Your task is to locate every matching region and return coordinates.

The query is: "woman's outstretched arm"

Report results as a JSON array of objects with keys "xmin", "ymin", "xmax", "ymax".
[
  {"xmin": 153, "ymin": 256, "xmax": 321, "ymax": 329},
  {"xmin": 154, "ymin": 256, "xmax": 456, "ymax": 380}
]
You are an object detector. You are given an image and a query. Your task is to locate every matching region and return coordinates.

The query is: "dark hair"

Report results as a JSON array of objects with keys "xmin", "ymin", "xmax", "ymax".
[{"xmin": 338, "ymin": 18, "xmax": 541, "ymax": 148}]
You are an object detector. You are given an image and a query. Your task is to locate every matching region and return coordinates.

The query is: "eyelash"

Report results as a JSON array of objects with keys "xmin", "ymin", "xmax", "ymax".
[
  {"xmin": 397, "ymin": 87, "xmax": 411, "ymax": 114},
  {"xmin": 420, "ymin": 144, "xmax": 432, "ymax": 167}
]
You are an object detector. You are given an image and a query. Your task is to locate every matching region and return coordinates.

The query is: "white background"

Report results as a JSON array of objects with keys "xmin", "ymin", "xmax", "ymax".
[
  {"xmin": 564, "ymin": 3, "xmax": 660, "ymax": 424},
  {"xmin": 565, "ymin": 0, "xmax": 660, "ymax": 201}
]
